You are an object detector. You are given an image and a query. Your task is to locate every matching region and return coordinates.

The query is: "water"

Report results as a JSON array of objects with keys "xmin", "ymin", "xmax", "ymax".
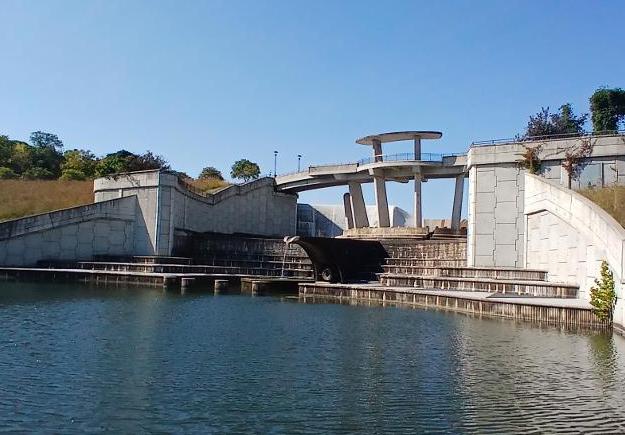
[{"xmin": 2, "ymin": 282, "xmax": 625, "ymax": 433}]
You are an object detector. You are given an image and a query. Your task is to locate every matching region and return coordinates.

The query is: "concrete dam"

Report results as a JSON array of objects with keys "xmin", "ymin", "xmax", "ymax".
[{"xmin": 1, "ymin": 130, "xmax": 625, "ymax": 332}]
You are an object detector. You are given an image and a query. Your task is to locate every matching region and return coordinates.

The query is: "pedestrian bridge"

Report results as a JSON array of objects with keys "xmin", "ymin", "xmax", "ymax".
[{"xmin": 275, "ymin": 131, "xmax": 468, "ymax": 231}]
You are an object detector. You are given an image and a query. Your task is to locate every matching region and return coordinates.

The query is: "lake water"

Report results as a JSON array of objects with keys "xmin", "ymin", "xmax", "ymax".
[{"xmin": 2, "ymin": 282, "xmax": 625, "ymax": 433}]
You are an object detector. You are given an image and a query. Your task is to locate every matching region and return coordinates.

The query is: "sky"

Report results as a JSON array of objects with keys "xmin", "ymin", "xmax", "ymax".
[{"xmin": 1, "ymin": 0, "xmax": 624, "ymax": 218}]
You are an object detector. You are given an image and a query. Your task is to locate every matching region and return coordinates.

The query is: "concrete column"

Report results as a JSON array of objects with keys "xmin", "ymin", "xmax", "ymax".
[
  {"xmin": 373, "ymin": 171, "xmax": 390, "ymax": 228},
  {"xmin": 451, "ymin": 174, "xmax": 464, "ymax": 231},
  {"xmin": 413, "ymin": 174, "xmax": 422, "ymax": 228},
  {"xmin": 372, "ymin": 139, "xmax": 383, "ymax": 162},
  {"xmin": 348, "ymin": 182, "xmax": 369, "ymax": 228},
  {"xmin": 413, "ymin": 137, "xmax": 422, "ymax": 228},
  {"xmin": 343, "ymin": 192, "xmax": 354, "ymax": 229}
]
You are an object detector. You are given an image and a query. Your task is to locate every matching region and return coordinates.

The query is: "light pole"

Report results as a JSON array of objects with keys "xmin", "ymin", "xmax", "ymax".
[
  {"xmin": 297, "ymin": 154, "xmax": 302, "ymax": 171},
  {"xmin": 273, "ymin": 150, "xmax": 278, "ymax": 178}
]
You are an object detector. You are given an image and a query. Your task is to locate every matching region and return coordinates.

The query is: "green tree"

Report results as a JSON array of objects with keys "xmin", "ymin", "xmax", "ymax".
[
  {"xmin": 230, "ymin": 159, "xmax": 260, "ymax": 182},
  {"xmin": 524, "ymin": 104, "xmax": 587, "ymax": 138},
  {"xmin": 590, "ymin": 88, "xmax": 625, "ymax": 132},
  {"xmin": 30, "ymin": 131, "xmax": 63, "ymax": 150},
  {"xmin": 0, "ymin": 135, "xmax": 12, "ymax": 167},
  {"xmin": 94, "ymin": 150, "xmax": 169, "ymax": 177},
  {"xmin": 62, "ymin": 149, "xmax": 97, "ymax": 179},
  {"xmin": 590, "ymin": 260, "xmax": 617, "ymax": 323},
  {"xmin": 199, "ymin": 166, "xmax": 224, "ymax": 181}
]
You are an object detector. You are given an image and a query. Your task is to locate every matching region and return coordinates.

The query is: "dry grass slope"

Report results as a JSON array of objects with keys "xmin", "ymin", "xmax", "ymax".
[
  {"xmin": 579, "ymin": 186, "xmax": 625, "ymax": 229},
  {"xmin": 0, "ymin": 180, "xmax": 94, "ymax": 222}
]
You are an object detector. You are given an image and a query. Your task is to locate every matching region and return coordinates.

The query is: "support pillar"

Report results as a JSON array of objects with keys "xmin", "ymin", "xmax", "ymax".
[
  {"xmin": 413, "ymin": 174, "xmax": 422, "ymax": 228},
  {"xmin": 348, "ymin": 182, "xmax": 369, "ymax": 228},
  {"xmin": 372, "ymin": 138, "xmax": 383, "ymax": 162},
  {"xmin": 451, "ymin": 174, "xmax": 464, "ymax": 231},
  {"xmin": 413, "ymin": 137, "xmax": 422, "ymax": 228},
  {"xmin": 343, "ymin": 192, "xmax": 354, "ymax": 229},
  {"xmin": 373, "ymin": 171, "xmax": 390, "ymax": 228}
]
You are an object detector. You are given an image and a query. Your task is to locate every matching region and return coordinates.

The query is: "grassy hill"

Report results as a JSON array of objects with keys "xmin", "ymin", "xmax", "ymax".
[
  {"xmin": 0, "ymin": 177, "xmax": 231, "ymax": 222},
  {"xmin": 579, "ymin": 186, "xmax": 625, "ymax": 228},
  {"xmin": 0, "ymin": 180, "xmax": 94, "ymax": 222}
]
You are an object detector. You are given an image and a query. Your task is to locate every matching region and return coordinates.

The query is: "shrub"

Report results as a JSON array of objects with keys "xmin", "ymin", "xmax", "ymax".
[
  {"xmin": 590, "ymin": 260, "xmax": 617, "ymax": 323},
  {"xmin": 60, "ymin": 169, "xmax": 87, "ymax": 181},
  {"xmin": 0, "ymin": 167, "xmax": 18, "ymax": 179}
]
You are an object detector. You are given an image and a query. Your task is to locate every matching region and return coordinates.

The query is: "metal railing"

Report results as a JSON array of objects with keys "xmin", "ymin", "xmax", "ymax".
[
  {"xmin": 275, "ymin": 152, "xmax": 465, "ymax": 177},
  {"xmin": 471, "ymin": 130, "xmax": 625, "ymax": 147}
]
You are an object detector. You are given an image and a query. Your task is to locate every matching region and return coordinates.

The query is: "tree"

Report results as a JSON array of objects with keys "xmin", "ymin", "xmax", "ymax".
[
  {"xmin": 199, "ymin": 166, "xmax": 224, "ymax": 181},
  {"xmin": 590, "ymin": 88, "xmax": 625, "ymax": 132},
  {"xmin": 94, "ymin": 150, "xmax": 169, "ymax": 177},
  {"xmin": 61, "ymin": 149, "xmax": 97, "ymax": 179},
  {"xmin": 126, "ymin": 151, "xmax": 170, "ymax": 172},
  {"xmin": 590, "ymin": 260, "xmax": 617, "ymax": 323},
  {"xmin": 30, "ymin": 131, "xmax": 63, "ymax": 151},
  {"xmin": 230, "ymin": 159, "xmax": 260, "ymax": 182},
  {"xmin": 523, "ymin": 104, "xmax": 587, "ymax": 138}
]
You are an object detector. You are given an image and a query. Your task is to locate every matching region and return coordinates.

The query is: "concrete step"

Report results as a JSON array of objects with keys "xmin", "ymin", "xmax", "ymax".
[
  {"xmin": 383, "ymin": 240, "xmax": 466, "ymax": 259},
  {"xmin": 76, "ymin": 262, "xmax": 314, "ymax": 278},
  {"xmin": 384, "ymin": 258, "xmax": 467, "ymax": 267},
  {"xmin": 92, "ymin": 255, "xmax": 194, "ymax": 265},
  {"xmin": 378, "ymin": 273, "xmax": 577, "ymax": 298},
  {"xmin": 381, "ymin": 265, "xmax": 547, "ymax": 281}
]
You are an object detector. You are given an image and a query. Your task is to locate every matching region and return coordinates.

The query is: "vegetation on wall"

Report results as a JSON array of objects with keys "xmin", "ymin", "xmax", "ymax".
[
  {"xmin": 590, "ymin": 260, "xmax": 617, "ymax": 323},
  {"xmin": 561, "ymin": 138, "xmax": 595, "ymax": 189},
  {"xmin": 517, "ymin": 143, "xmax": 543, "ymax": 174}
]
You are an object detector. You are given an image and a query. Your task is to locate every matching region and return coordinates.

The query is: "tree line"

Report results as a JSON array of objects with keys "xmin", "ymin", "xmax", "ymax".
[
  {"xmin": 0, "ymin": 131, "xmax": 261, "ymax": 183},
  {"xmin": 521, "ymin": 87, "xmax": 625, "ymax": 138}
]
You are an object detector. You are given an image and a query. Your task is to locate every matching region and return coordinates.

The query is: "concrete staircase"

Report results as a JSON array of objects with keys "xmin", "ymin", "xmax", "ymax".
[{"xmin": 375, "ymin": 239, "xmax": 579, "ymax": 298}]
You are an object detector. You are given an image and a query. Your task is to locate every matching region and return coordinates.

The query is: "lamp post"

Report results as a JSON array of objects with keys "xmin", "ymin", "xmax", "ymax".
[
  {"xmin": 273, "ymin": 150, "xmax": 278, "ymax": 178},
  {"xmin": 297, "ymin": 154, "xmax": 302, "ymax": 171}
]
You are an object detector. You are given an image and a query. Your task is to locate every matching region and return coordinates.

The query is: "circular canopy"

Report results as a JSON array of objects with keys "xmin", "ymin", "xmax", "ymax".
[{"xmin": 356, "ymin": 131, "xmax": 442, "ymax": 146}]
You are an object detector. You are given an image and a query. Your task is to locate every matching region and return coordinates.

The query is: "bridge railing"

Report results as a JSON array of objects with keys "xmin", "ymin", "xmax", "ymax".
[
  {"xmin": 471, "ymin": 130, "xmax": 625, "ymax": 147},
  {"xmin": 276, "ymin": 152, "xmax": 465, "ymax": 178}
]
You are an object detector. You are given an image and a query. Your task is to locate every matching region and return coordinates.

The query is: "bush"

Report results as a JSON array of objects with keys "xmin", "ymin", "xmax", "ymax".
[
  {"xmin": 22, "ymin": 167, "xmax": 55, "ymax": 180},
  {"xmin": 0, "ymin": 167, "xmax": 17, "ymax": 179},
  {"xmin": 590, "ymin": 260, "xmax": 617, "ymax": 323},
  {"xmin": 60, "ymin": 169, "xmax": 87, "ymax": 181}
]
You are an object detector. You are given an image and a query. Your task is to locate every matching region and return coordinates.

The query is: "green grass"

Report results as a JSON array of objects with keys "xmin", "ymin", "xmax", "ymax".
[
  {"xmin": 579, "ymin": 185, "xmax": 625, "ymax": 229},
  {"xmin": 0, "ymin": 180, "xmax": 94, "ymax": 222}
]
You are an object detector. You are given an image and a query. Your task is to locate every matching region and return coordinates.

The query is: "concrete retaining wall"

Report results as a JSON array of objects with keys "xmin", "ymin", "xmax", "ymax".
[
  {"xmin": 467, "ymin": 134, "xmax": 625, "ymax": 267},
  {"xmin": 95, "ymin": 170, "xmax": 297, "ymax": 256},
  {"xmin": 0, "ymin": 196, "xmax": 139, "ymax": 266},
  {"xmin": 524, "ymin": 173, "xmax": 625, "ymax": 327}
]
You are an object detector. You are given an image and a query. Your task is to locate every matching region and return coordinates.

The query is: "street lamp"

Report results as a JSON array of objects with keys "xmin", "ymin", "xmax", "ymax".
[
  {"xmin": 297, "ymin": 154, "xmax": 302, "ymax": 171},
  {"xmin": 273, "ymin": 150, "xmax": 278, "ymax": 177}
]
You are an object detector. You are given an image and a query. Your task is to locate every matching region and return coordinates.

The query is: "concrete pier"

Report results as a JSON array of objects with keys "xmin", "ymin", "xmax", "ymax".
[
  {"xmin": 343, "ymin": 193, "xmax": 354, "ymax": 229},
  {"xmin": 372, "ymin": 170, "xmax": 390, "ymax": 228},
  {"xmin": 348, "ymin": 182, "xmax": 369, "ymax": 228},
  {"xmin": 451, "ymin": 174, "xmax": 464, "ymax": 231}
]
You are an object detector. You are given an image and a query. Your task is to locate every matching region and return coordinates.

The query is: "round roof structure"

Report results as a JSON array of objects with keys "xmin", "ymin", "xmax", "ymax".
[{"xmin": 356, "ymin": 131, "xmax": 442, "ymax": 145}]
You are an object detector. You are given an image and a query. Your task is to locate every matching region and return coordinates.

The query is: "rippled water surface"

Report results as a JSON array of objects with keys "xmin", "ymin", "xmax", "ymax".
[{"xmin": 2, "ymin": 282, "xmax": 625, "ymax": 433}]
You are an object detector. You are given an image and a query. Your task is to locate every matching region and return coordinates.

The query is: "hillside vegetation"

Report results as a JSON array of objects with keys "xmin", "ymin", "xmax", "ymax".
[
  {"xmin": 579, "ymin": 186, "xmax": 625, "ymax": 229},
  {"xmin": 0, "ymin": 180, "xmax": 94, "ymax": 222}
]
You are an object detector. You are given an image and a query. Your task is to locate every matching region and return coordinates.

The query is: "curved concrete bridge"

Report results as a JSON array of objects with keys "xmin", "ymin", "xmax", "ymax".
[{"xmin": 275, "ymin": 131, "xmax": 468, "ymax": 231}]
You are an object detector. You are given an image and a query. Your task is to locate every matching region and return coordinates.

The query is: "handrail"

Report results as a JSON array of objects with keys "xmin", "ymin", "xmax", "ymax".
[
  {"xmin": 275, "ymin": 152, "xmax": 465, "ymax": 177},
  {"xmin": 472, "ymin": 130, "xmax": 625, "ymax": 147}
]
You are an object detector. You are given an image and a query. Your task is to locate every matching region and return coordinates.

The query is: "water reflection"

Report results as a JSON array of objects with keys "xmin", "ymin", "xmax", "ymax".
[{"xmin": 1, "ymin": 282, "xmax": 625, "ymax": 433}]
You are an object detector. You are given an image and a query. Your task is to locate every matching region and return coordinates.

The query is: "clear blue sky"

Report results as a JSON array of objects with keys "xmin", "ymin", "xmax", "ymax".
[{"xmin": 1, "ymin": 0, "xmax": 624, "ymax": 218}]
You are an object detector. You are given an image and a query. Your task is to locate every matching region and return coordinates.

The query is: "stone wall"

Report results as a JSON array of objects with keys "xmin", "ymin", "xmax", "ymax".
[
  {"xmin": 524, "ymin": 173, "xmax": 625, "ymax": 328},
  {"xmin": 95, "ymin": 170, "xmax": 298, "ymax": 256},
  {"xmin": 467, "ymin": 134, "xmax": 625, "ymax": 267},
  {"xmin": 0, "ymin": 196, "xmax": 139, "ymax": 266}
]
